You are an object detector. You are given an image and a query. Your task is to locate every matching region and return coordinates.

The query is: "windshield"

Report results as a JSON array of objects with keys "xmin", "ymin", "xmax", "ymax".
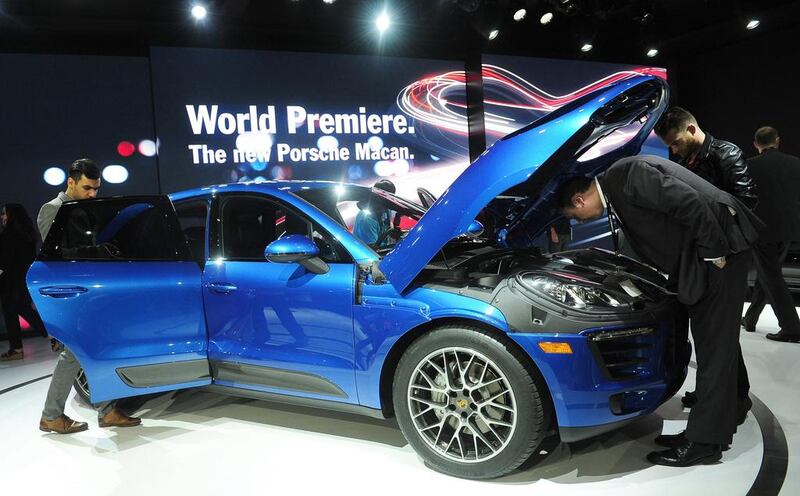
[{"xmin": 294, "ymin": 186, "xmax": 426, "ymax": 252}]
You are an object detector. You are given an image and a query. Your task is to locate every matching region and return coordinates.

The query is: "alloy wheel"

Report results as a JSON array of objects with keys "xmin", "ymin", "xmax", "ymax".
[{"xmin": 407, "ymin": 347, "xmax": 517, "ymax": 463}]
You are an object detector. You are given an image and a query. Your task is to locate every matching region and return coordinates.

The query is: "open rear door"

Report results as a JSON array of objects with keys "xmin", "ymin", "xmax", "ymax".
[{"xmin": 28, "ymin": 196, "xmax": 210, "ymax": 403}]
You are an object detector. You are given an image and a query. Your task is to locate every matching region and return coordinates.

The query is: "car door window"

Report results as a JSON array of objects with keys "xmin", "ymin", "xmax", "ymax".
[
  {"xmin": 174, "ymin": 199, "xmax": 209, "ymax": 264},
  {"xmin": 219, "ymin": 196, "xmax": 349, "ymax": 263},
  {"xmin": 294, "ymin": 187, "xmax": 422, "ymax": 247},
  {"xmin": 39, "ymin": 197, "xmax": 191, "ymax": 261}
]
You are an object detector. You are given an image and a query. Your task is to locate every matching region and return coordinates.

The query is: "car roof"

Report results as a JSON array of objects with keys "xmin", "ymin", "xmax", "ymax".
[{"xmin": 169, "ymin": 180, "xmax": 370, "ymax": 202}]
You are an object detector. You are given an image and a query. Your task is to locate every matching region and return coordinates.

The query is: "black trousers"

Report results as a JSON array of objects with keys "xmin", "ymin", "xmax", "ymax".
[
  {"xmin": 743, "ymin": 241, "xmax": 800, "ymax": 334},
  {"xmin": 684, "ymin": 250, "xmax": 750, "ymax": 446},
  {"xmin": 735, "ymin": 344, "xmax": 750, "ymax": 399},
  {"xmin": 1, "ymin": 284, "xmax": 47, "ymax": 350}
]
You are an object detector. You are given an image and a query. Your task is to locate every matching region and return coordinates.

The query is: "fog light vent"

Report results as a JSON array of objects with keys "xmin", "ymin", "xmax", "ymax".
[
  {"xmin": 588, "ymin": 327, "xmax": 656, "ymax": 380},
  {"xmin": 609, "ymin": 391, "xmax": 650, "ymax": 415}
]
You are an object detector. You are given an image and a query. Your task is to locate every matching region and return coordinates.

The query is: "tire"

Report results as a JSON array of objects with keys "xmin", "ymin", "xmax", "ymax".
[
  {"xmin": 393, "ymin": 325, "xmax": 550, "ymax": 479},
  {"xmin": 72, "ymin": 368, "xmax": 91, "ymax": 404}
]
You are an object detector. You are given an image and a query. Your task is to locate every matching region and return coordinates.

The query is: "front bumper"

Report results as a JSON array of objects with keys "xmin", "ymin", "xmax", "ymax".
[{"xmin": 508, "ymin": 305, "xmax": 689, "ymax": 443}]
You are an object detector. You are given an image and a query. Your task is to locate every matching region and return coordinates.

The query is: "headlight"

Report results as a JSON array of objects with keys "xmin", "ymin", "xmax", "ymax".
[{"xmin": 520, "ymin": 274, "xmax": 624, "ymax": 309}]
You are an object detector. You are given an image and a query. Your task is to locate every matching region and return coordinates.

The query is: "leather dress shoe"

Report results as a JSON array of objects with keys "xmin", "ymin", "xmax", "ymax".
[
  {"xmin": 647, "ymin": 439, "xmax": 722, "ymax": 467},
  {"xmin": 681, "ymin": 391, "xmax": 697, "ymax": 408},
  {"xmin": 39, "ymin": 415, "xmax": 89, "ymax": 434},
  {"xmin": 766, "ymin": 332, "xmax": 800, "ymax": 343},
  {"xmin": 98, "ymin": 408, "xmax": 141, "ymax": 428},
  {"xmin": 742, "ymin": 317, "xmax": 755, "ymax": 333},
  {"xmin": 655, "ymin": 431, "xmax": 730, "ymax": 451}
]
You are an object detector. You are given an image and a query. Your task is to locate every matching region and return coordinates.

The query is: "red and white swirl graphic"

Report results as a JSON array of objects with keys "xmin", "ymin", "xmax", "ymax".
[
  {"xmin": 397, "ymin": 65, "xmax": 667, "ymax": 138},
  {"xmin": 396, "ymin": 70, "xmax": 469, "ymax": 135}
]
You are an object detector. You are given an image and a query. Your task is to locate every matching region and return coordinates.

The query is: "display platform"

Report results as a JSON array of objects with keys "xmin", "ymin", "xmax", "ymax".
[{"xmin": 0, "ymin": 303, "xmax": 795, "ymax": 495}]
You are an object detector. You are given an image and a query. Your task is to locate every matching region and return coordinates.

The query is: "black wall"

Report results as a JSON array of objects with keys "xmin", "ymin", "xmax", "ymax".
[
  {"xmin": 671, "ymin": 25, "xmax": 799, "ymax": 158},
  {"xmin": 0, "ymin": 53, "xmax": 159, "ymax": 221}
]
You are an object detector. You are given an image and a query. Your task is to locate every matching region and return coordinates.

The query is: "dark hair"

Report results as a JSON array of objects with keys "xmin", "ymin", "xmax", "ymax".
[
  {"xmin": 2, "ymin": 203, "xmax": 37, "ymax": 243},
  {"xmin": 68, "ymin": 158, "xmax": 100, "ymax": 182},
  {"xmin": 754, "ymin": 126, "xmax": 779, "ymax": 147},
  {"xmin": 374, "ymin": 179, "xmax": 396, "ymax": 194},
  {"xmin": 556, "ymin": 176, "xmax": 593, "ymax": 210},
  {"xmin": 654, "ymin": 106, "xmax": 697, "ymax": 137}
]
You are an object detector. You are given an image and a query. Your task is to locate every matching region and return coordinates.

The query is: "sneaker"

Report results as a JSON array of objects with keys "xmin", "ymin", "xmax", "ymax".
[{"xmin": 0, "ymin": 349, "xmax": 24, "ymax": 361}]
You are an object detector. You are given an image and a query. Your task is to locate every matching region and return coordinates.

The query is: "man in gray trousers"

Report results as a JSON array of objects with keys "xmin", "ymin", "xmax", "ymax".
[{"xmin": 37, "ymin": 158, "xmax": 141, "ymax": 434}]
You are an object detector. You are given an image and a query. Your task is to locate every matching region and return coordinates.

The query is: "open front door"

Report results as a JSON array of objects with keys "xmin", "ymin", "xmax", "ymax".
[{"xmin": 27, "ymin": 196, "xmax": 210, "ymax": 403}]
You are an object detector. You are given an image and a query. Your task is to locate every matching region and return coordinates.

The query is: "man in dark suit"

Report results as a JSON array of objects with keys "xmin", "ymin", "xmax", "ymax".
[
  {"xmin": 742, "ymin": 126, "xmax": 800, "ymax": 343},
  {"xmin": 557, "ymin": 155, "xmax": 762, "ymax": 467},
  {"xmin": 654, "ymin": 106, "xmax": 756, "ymax": 421}
]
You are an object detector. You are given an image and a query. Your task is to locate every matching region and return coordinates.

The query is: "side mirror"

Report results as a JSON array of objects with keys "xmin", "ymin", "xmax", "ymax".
[
  {"xmin": 264, "ymin": 234, "xmax": 320, "ymax": 263},
  {"xmin": 265, "ymin": 235, "xmax": 330, "ymax": 275},
  {"xmin": 466, "ymin": 220, "xmax": 484, "ymax": 237},
  {"xmin": 452, "ymin": 220, "xmax": 484, "ymax": 240}
]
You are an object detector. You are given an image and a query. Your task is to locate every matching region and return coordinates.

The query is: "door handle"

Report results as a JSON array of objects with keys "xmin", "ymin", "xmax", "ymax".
[
  {"xmin": 207, "ymin": 282, "xmax": 238, "ymax": 294},
  {"xmin": 39, "ymin": 286, "xmax": 89, "ymax": 298}
]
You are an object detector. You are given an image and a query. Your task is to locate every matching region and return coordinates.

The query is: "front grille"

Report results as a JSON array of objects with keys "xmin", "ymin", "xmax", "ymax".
[{"xmin": 588, "ymin": 327, "xmax": 656, "ymax": 380}]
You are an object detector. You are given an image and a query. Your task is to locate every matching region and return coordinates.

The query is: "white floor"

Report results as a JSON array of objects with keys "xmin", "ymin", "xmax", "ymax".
[{"xmin": 0, "ymin": 303, "xmax": 797, "ymax": 495}]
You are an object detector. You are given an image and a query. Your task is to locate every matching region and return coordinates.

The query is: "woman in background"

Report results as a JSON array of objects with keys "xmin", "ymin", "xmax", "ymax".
[{"xmin": 0, "ymin": 203, "xmax": 47, "ymax": 361}]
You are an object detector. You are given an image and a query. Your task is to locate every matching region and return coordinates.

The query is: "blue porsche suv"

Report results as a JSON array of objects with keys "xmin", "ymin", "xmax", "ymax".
[{"xmin": 28, "ymin": 75, "xmax": 689, "ymax": 479}]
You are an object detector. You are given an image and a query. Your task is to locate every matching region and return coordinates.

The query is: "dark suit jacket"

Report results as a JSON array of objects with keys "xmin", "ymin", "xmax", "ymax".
[
  {"xmin": 598, "ymin": 155, "xmax": 763, "ymax": 305},
  {"xmin": 746, "ymin": 148, "xmax": 800, "ymax": 243}
]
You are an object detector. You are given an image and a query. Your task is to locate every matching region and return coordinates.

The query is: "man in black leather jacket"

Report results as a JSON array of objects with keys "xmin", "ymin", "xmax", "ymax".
[
  {"xmin": 654, "ymin": 106, "xmax": 755, "ymax": 423},
  {"xmin": 655, "ymin": 106, "xmax": 758, "ymax": 209}
]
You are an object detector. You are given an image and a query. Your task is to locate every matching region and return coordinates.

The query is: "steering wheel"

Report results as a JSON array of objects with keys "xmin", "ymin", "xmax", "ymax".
[{"xmin": 372, "ymin": 227, "xmax": 404, "ymax": 249}]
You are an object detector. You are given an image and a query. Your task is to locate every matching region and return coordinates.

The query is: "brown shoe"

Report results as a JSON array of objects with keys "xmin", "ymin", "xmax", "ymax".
[
  {"xmin": 39, "ymin": 415, "xmax": 89, "ymax": 434},
  {"xmin": 98, "ymin": 408, "xmax": 141, "ymax": 428},
  {"xmin": 0, "ymin": 349, "xmax": 24, "ymax": 361}
]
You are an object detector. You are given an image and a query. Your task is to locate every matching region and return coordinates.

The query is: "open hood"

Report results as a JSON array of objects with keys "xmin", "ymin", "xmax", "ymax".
[{"xmin": 380, "ymin": 75, "xmax": 669, "ymax": 293}]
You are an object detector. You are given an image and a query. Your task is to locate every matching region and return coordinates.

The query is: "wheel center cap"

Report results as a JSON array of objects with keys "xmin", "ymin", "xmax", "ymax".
[{"xmin": 456, "ymin": 398, "xmax": 468, "ymax": 409}]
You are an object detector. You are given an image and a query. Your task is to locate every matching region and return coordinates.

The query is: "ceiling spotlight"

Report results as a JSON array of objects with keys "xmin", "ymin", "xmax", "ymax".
[
  {"xmin": 513, "ymin": 9, "xmax": 527, "ymax": 22},
  {"xmin": 580, "ymin": 43, "xmax": 593, "ymax": 52},
  {"xmin": 322, "ymin": 0, "xmax": 336, "ymax": 4},
  {"xmin": 376, "ymin": 11, "xmax": 391, "ymax": 33},
  {"xmin": 191, "ymin": 4, "xmax": 207, "ymax": 20},
  {"xmin": 646, "ymin": 48, "xmax": 659, "ymax": 58},
  {"xmin": 488, "ymin": 29, "xmax": 500, "ymax": 40},
  {"xmin": 746, "ymin": 19, "xmax": 760, "ymax": 30},
  {"xmin": 540, "ymin": 12, "xmax": 554, "ymax": 25}
]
